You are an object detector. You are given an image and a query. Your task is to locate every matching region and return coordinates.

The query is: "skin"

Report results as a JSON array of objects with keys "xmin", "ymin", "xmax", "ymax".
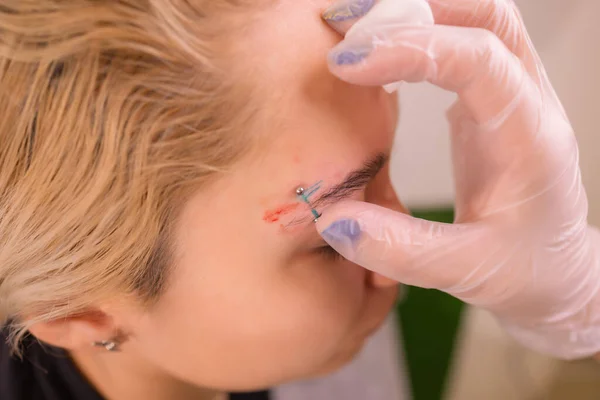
[{"xmin": 29, "ymin": 1, "xmax": 408, "ymax": 399}]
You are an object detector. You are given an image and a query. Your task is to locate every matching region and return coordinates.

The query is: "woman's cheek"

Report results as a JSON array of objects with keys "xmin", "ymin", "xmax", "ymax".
[
  {"xmin": 292, "ymin": 259, "xmax": 365, "ymax": 311},
  {"xmin": 314, "ymin": 262, "xmax": 367, "ymax": 323}
]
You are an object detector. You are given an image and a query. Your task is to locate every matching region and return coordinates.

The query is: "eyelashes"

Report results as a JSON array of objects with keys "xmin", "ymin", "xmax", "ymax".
[{"xmin": 314, "ymin": 244, "xmax": 344, "ymax": 262}]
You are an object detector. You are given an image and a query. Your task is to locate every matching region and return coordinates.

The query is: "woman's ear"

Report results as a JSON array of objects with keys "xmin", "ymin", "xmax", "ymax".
[{"xmin": 28, "ymin": 310, "xmax": 118, "ymax": 351}]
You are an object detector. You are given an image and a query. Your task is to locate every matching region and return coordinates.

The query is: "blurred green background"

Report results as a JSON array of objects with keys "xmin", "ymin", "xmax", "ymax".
[{"xmin": 397, "ymin": 209, "xmax": 465, "ymax": 400}]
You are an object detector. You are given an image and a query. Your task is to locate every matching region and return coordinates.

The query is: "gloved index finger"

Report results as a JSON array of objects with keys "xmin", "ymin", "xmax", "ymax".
[
  {"xmin": 427, "ymin": 0, "xmax": 542, "ymax": 82},
  {"xmin": 323, "ymin": 0, "xmax": 435, "ymax": 93},
  {"xmin": 322, "ymin": 0, "xmax": 377, "ymax": 37},
  {"xmin": 322, "ymin": 0, "xmax": 434, "ymax": 37},
  {"xmin": 329, "ymin": 24, "xmax": 535, "ymax": 127}
]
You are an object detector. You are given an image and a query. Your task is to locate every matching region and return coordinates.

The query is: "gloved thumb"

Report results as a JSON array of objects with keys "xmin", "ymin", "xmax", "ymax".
[{"xmin": 316, "ymin": 201, "xmax": 497, "ymax": 292}]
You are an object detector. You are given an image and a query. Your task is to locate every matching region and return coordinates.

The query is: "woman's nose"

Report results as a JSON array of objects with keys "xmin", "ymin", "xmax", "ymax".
[
  {"xmin": 369, "ymin": 271, "xmax": 399, "ymax": 288},
  {"xmin": 365, "ymin": 162, "xmax": 407, "ymax": 210}
]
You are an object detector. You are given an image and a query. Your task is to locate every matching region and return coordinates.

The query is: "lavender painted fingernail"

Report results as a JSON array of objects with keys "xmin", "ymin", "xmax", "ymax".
[
  {"xmin": 330, "ymin": 49, "xmax": 371, "ymax": 65},
  {"xmin": 322, "ymin": 0, "xmax": 375, "ymax": 22},
  {"xmin": 320, "ymin": 219, "xmax": 362, "ymax": 247}
]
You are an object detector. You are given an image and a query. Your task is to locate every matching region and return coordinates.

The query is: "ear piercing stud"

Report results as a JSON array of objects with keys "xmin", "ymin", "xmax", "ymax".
[{"xmin": 92, "ymin": 339, "xmax": 120, "ymax": 352}]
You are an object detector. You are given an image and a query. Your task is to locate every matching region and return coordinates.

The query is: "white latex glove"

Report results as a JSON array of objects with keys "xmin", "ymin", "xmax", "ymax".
[{"xmin": 319, "ymin": 0, "xmax": 600, "ymax": 360}]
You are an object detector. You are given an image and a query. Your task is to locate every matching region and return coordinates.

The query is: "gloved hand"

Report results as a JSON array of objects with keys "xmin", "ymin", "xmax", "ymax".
[{"xmin": 319, "ymin": 0, "xmax": 600, "ymax": 360}]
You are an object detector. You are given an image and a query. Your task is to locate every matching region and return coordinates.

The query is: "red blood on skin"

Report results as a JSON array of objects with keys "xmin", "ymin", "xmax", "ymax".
[{"xmin": 262, "ymin": 203, "xmax": 300, "ymax": 223}]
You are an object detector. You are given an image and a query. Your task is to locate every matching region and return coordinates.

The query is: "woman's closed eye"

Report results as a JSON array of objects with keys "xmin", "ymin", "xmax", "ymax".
[{"xmin": 314, "ymin": 244, "xmax": 344, "ymax": 262}]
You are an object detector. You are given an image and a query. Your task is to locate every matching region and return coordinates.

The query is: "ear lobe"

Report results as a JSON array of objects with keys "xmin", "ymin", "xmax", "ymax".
[{"xmin": 28, "ymin": 310, "xmax": 117, "ymax": 351}]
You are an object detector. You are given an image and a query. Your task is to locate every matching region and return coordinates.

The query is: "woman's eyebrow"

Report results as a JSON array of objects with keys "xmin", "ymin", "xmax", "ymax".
[
  {"xmin": 282, "ymin": 153, "xmax": 387, "ymax": 229},
  {"xmin": 309, "ymin": 152, "xmax": 387, "ymax": 209}
]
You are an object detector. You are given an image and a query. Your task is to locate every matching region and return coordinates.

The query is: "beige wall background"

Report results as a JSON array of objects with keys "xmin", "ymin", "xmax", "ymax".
[{"xmin": 391, "ymin": 0, "xmax": 600, "ymax": 226}]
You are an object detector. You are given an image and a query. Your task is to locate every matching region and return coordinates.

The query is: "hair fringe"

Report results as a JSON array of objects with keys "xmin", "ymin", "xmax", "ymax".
[{"xmin": 0, "ymin": 0, "xmax": 260, "ymax": 353}]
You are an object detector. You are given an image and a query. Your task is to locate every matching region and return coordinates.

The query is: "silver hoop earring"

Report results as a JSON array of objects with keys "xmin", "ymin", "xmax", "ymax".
[{"xmin": 92, "ymin": 340, "xmax": 120, "ymax": 352}]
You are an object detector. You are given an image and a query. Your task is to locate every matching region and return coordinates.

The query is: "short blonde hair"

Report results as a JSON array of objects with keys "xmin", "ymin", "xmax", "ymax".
[{"xmin": 0, "ymin": 0, "xmax": 260, "ymax": 348}]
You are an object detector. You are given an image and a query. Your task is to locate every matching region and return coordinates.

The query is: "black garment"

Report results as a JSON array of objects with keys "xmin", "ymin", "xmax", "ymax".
[{"xmin": 1, "ymin": 328, "xmax": 269, "ymax": 400}]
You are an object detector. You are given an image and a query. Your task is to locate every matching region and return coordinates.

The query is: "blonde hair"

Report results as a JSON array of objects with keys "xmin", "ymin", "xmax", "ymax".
[{"xmin": 0, "ymin": 0, "xmax": 261, "ymax": 348}]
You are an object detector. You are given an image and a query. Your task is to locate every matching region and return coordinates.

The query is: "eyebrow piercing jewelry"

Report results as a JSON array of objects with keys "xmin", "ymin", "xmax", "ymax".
[{"xmin": 296, "ymin": 184, "xmax": 322, "ymax": 223}]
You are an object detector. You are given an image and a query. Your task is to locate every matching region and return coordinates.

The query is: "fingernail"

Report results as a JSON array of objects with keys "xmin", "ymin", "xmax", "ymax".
[
  {"xmin": 330, "ymin": 48, "xmax": 372, "ymax": 65},
  {"xmin": 322, "ymin": 0, "xmax": 376, "ymax": 22},
  {"xmin": 320, "ymin": 219, "xmax": 362, "ymax": 247}
]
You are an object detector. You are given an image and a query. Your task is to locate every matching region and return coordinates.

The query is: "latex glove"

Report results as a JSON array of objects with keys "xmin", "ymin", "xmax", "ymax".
[{"xmin": 319, "ymin": 0, "xmax": 600, "ymax": 360}]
